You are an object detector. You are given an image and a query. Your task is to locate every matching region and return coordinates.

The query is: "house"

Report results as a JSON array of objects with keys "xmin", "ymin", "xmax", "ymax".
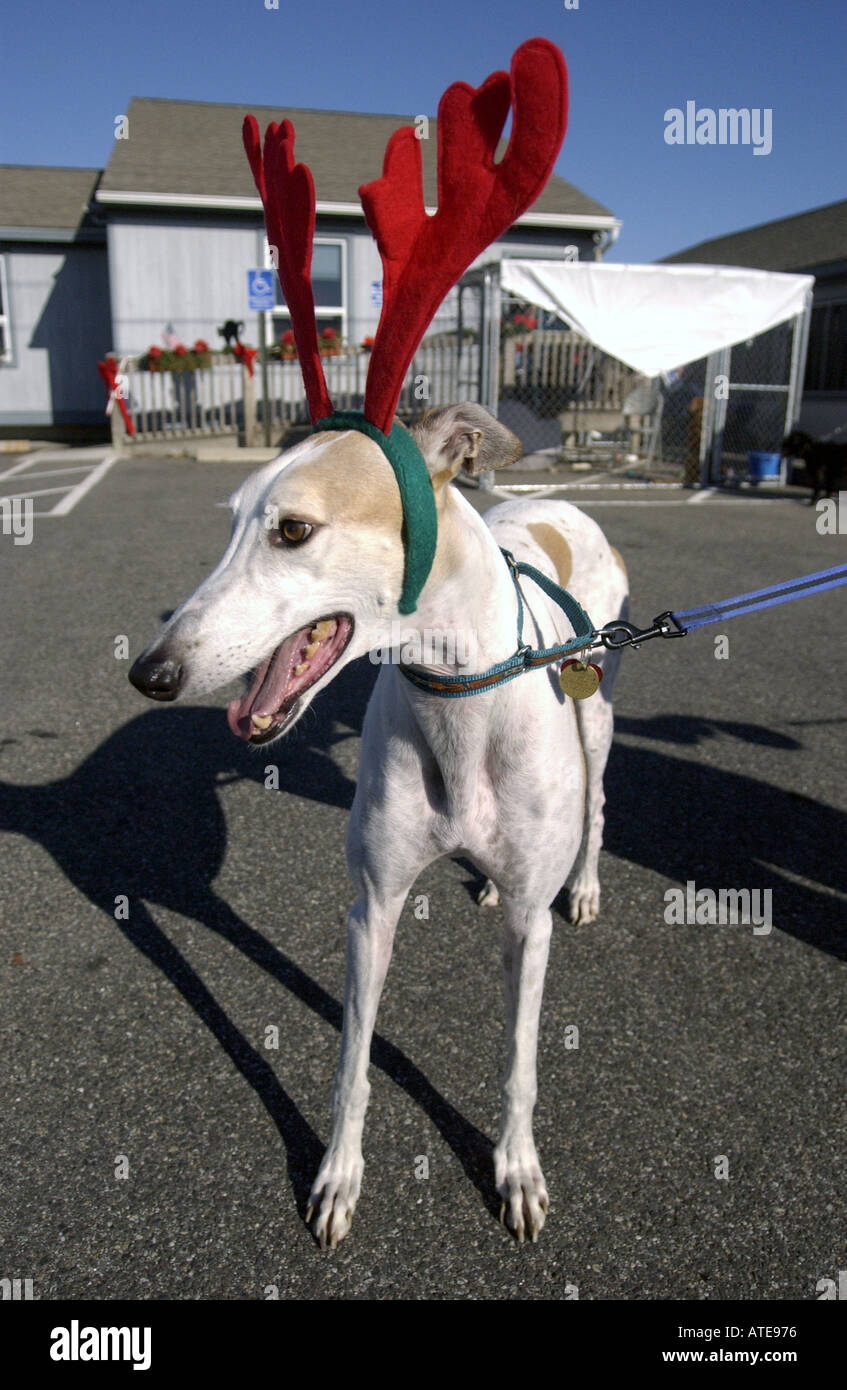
[
  {"xmin": 0, "ymin": 96, "xmax": 618, "ymax": 433},
  {"xmin": 662, "ymin": 198, "xmax": 847, "ymax": 438},
  {"xmin": 0, "ymin": 166, "xmax": 111, "ymax": 435}
]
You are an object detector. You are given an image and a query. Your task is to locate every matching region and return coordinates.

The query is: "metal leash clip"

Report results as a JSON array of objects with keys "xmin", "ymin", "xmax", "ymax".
[{"xmin": 591, "ymin": 611, "xmax": 688, "ymax": 651}]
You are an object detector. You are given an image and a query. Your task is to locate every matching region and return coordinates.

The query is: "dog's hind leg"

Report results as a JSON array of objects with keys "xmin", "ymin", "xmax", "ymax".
[{"xmin": 494, "ymin": 897, "xmax": 553, "ymax": 1241}]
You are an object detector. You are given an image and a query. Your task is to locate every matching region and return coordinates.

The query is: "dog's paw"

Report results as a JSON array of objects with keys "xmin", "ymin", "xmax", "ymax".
[
  {"xmin": 306, "ymin": 1151, "xmax": 364, "ymax": 1249},
  {"xmin": 568, "ymin": 874, "xmax": 600, "ymax": 924},
  {"xmin": 494, "ymin": 1140, "xmax": 549, "ymax": 1244},
  {"xmin": 477, "ymin": 878, "xmax": 500, "ymax": 909}
]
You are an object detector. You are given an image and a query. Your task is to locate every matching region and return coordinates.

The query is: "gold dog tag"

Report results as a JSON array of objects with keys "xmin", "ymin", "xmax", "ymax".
[{"xmin": 559, "ymin": 658, "xmax": 602, "ymax": 699}]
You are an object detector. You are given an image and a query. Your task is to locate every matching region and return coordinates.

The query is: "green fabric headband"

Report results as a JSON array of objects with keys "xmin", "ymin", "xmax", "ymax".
[{"xmin": 313, "ymin": 410, "xmax": 438, "ymax": 615}]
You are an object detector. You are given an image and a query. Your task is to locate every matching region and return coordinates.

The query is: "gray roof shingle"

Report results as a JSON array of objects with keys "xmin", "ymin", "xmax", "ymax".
[
  {"xmin": 661, "ymin": 199, "xmax": 847, "ymax": 272},
  {"xmin": 0, "ymin": 165, "xmax": 101, "ymax": 230},
  {"xmin": 98, "ymin": 96, "xmax": 614, "ymax": 220}
]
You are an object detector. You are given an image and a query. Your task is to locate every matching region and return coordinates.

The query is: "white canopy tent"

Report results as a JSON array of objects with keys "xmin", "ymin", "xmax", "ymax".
[
  {"xmin": 497, "ymin": 260, "xmax": 814, "ymax": 379},
  {"xmin": 460, "ymin": 258, "xmax": 814, "ymax": 485}
]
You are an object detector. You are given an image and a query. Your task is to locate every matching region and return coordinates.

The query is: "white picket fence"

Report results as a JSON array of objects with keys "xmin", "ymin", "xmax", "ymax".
[
  {"xmin": 113, "ymin": 353, "xmax": 250, "ymax": 443},
  {"xmin": 111, "ymin": 332, "xmax": 630, "ymax": 447}
]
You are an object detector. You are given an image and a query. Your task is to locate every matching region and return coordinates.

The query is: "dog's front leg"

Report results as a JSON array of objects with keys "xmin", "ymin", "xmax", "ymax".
[
  {"xmin": 494, "ymin": 900, "xmax": 553, "ymax": 1243},
  {"xmin": 307, "ymin": 887, "xmax": 405, "ymax": 1248}
]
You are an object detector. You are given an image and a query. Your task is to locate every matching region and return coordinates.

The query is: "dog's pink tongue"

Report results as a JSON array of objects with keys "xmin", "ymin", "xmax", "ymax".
[{"xmin": 226, "ymin": 627, "xmax": 307, "ymax": 739}]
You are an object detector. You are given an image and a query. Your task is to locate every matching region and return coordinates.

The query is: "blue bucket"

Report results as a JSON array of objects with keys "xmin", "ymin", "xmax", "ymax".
[{"xmin": 748, "ymin": 451, "xmax": 781, "ymax": 480}]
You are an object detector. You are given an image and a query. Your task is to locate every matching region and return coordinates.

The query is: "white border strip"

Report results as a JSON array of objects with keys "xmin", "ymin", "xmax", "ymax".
[{"xmin": 95, "ymin": 187, "xmax": 619, "ymax": 231}]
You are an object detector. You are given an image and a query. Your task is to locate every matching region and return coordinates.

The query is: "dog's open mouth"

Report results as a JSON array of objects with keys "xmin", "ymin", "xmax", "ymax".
[{"xmin": 227, "ymin": 614, "xmax": 354, "ymax": 743}]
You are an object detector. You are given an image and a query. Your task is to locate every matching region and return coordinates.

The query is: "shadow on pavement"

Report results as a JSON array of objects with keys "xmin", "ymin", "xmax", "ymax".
[
  {"xmin": 2, "ymin": 684, "xmax": 843, "ymax": 1226},
  {"xmin": 598, "ymin": 715, "xmax": 847, "ymax": 959},
  {"xmin": 0, "ymin": 659, "xmax": 496, "ymax": 1223}
]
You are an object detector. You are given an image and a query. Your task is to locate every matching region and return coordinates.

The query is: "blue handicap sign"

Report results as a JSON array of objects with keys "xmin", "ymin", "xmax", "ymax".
[{"xmin": 247, "ymin": 268, "xmax": 276, "ymax": 311}]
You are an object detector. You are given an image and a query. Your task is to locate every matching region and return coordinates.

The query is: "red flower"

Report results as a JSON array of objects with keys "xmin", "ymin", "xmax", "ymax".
[
  {"xmin": 321, "ymin": 326, "xmax": 337, "ymax": 340},
  {"xmin": 148, "ymin": 345, "xmax": 162, "ymax": 358},
  {"xmin": 525, "ymin": 316, "xmax": 538, "ymax": 330},
  {"xmin": 174, "ymin": 343, "xmax": 187, "ymax": 356},
  {"xmin": 361, "ymin": 335, "xmax": 375, "ymax": 348},
  {"xmin": 281, "ymin": 330, "xmax": 295, "ymax": 345},
  {"xmin": 193, "ymin": 339, "xmax": 209, "ymax": 352}
]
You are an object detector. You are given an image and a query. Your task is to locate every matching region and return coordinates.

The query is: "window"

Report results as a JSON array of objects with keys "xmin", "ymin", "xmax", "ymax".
[
  {"xmin": 264, "ymin": 237, "xmax": 346, "ymax": 340},
  {"xmin": 0, "ymin": 257, "xmax": 11, "ymax": 364},
  {"xmin": 804, "ymin": 300, "xmax": 847, "ymax": 392}
]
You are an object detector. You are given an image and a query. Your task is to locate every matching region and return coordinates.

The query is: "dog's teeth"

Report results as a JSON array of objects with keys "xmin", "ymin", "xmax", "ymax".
[
  {"xmin": 313, "ymin": 619, "xmax": 337, "ymax": 641},
  {"xmin": 305, "ymin": 641, "xmax": 321, "ymax": 658},
  {"xmin": 294, "ymin": 661, "xmax": 310, "ymax": 676},
  {"xmin": 251, "ymin": 714, "xmax": 273, "ymax": 730}
]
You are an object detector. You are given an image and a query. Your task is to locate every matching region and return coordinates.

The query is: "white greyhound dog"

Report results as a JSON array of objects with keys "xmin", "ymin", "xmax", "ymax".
[{"xmin": 129, "ymin": 401, "xmax": 629, "ymax": 1246}]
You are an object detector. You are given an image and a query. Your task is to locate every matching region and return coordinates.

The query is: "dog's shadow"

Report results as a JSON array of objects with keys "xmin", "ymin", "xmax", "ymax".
[
  {"xmin": 594, "ymin": 713, "xmax": 847, "ymax": 959},
  {"xmin": 0, "ymin": 659, "xmax": 497, "ymax": 1223},
  {"xmin": 3, "ymin": 674, "xmax": 845, "ymax": 1232}
]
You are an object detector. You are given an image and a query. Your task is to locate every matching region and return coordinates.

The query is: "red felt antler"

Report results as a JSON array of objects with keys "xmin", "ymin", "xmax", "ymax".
[
  {"xmin": 359, "ymin": 38, "xmax": 568, "ymax": 434},
  {"xmin": 243, "ymin": 40, "xmax": 567, "ymax": 437},
  {"xmin": 242, "ymin": 115, "xmax": 333, "ymax": 423}
]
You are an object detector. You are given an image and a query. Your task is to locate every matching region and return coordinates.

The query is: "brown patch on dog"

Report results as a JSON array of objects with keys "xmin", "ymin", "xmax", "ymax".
[
  {"xmin": 264, "ymin": 427, "xmax": 494, "ymax": 603},
  {"xmin": 610, "ymin": 546, "xmax": 627, "ymax": 576},
  {"xmin": 528, "ymin": 522, "xmax": 572, "ymax": 588},
  {"xmin": 273, "ymin": 430, "xmax": 403, "ymax": 534}
]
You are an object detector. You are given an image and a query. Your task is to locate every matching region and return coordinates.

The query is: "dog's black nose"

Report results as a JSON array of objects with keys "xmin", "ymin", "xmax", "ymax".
[{"xmin": 128, "ymin": 654, "xmax": 184, "ymax": 701}]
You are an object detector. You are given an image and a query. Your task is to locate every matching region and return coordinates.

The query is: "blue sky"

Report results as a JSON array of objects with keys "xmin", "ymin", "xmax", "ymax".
[{"xmin": 2, "ymin": 0, "xmax": 845, "ymax": 262}]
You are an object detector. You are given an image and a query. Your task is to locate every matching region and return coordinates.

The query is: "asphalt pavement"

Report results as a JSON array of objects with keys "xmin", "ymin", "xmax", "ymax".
[{"xmin": 1, "ymin": 449, "xmax": 846, "ymax": 1301}]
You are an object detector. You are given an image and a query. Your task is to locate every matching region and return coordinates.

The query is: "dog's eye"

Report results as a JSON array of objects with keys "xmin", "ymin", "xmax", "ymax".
[{"xmin": 278, "ymin": 519, "xmax": 313, "ymax": 546}]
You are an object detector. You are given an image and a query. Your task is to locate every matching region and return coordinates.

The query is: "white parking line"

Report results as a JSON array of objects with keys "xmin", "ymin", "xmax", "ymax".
[
  {"xmin": 0, "ymin": 452, "xmax": 118, "ymax": 518},
  {"xmin": 49, "ymin": 454, "xmax": 118, "ymax": 516},
  {"xmin": 576, "ymin": 496, "xmax": 801, "ymax": 507},
  {"xmin": 9, "ymin": 465, "xmax": 96, "ymax": 481},
  {"xmin": 3, "ymin": 485, "xmax": 80, "ymax": 500},
  {"xmin": 494, "ymin": 481, "xmax": 685, "ymax": 493},
  {"xmin": 0, "ymin": 455, "xmax": 44, "ymax": 482},
  {"xmin": 689, "ymin": 487, "xmax": 717, "ymax": 504}
]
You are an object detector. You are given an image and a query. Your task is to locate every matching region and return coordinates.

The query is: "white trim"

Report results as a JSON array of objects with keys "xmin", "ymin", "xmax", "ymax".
[
  {"xmin": 95, "ymin": 187, "xmax": 619, "ymax": 231},
  {"xmin": 97, "ymin": 190, "xmax": 263, "ymax": 211},
  {"xmin": 516, "ymin": 212, "xmax": 620, "ymax": 230},
  {"xmin": 0, "ymin": 255, "xmax": 11, "ymax": 365}
]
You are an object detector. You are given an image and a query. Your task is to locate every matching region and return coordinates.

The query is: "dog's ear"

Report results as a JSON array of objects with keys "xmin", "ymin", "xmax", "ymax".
[{"xmin": 410, "ymin": 403, "xmax": 522, "ymax": 490}]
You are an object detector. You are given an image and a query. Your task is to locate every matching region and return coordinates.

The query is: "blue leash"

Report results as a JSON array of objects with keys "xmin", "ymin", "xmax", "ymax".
[
  {"xmin": 595, "ymin": 561, "xmax": 847, "ymax": 649},
  {"xmin": 400, "ymin": 553, "xmax": 847, "ymax": 697}
]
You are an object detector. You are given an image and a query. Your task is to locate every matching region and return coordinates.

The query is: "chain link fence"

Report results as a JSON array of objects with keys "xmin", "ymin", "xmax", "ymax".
[
  {"xmin": 712, "ymin": 322, "xmax": 794, "ymax": 482},
  {"xmin": 496, "ymin": 292, "xmax": 708, "ymax": 477},
  {"xmin": 486, "ymin": 291, "xmax": 804, "ymax": 484}
]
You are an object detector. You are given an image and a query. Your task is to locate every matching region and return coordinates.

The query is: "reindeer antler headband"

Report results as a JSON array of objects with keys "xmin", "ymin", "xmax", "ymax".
[{"xmin": 243, "ymin": 37, "xmax": 568, "ymax": 613}]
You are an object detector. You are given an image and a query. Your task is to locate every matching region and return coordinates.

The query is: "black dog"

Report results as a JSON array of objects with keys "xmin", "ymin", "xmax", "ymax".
[{"xmin": 782, "ymin": 429, "xmax": 847, "ymax": 505}]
